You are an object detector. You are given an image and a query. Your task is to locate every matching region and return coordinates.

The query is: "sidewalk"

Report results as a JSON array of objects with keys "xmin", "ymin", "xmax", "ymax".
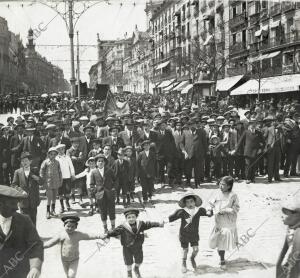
[{"xmin": 39, "ymin": 177, "xmax": 300, "ymax": 278}]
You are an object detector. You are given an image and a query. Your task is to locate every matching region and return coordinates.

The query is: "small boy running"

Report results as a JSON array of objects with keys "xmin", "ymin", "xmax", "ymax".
[
  {"xmin": 167, "ymin": 192, "xmax": 212, "ymax": 273},
  {"xmin": 44, "ymin": 216, "xmax": 105, "ymax": 278},
  {"xmin": 104, "ymin": 208, "xmax": 164, "ymax": 278}
]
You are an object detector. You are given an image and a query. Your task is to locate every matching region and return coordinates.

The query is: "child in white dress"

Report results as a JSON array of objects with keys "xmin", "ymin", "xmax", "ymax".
[{"xmin": 207, "ymin": 176, "xmax": 240, "ymax": 267}]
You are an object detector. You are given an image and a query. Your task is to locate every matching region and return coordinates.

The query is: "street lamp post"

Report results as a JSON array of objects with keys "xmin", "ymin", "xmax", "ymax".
[{"xmin": 68, "ymin": 0, "xmax": 76, "ymax": 96}]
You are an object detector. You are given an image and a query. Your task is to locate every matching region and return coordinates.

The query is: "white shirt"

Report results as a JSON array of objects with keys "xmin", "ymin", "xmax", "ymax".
[
  {"xmin": 24, "ymin": 168, "xmax": 30, "ymax": 178},
  {"xmin": 145, "ymin": 150, "xmax": 149, "ymax": 157},
  {"xmin": 98, "ymin": 167, "xmax": 104, "ymax": 177},
  {"xmin": 56, "ymin": 154, "xmax": 75, "ymax": 179},
  {"xmin": 0, "ymin": 215, "xmax": 12, "ymax": 236}
]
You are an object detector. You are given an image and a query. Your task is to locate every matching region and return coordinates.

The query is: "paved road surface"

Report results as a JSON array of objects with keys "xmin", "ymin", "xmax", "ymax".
[{"xmin": 0, "ymin": 112, "xmax": 298, "ymax": 278}]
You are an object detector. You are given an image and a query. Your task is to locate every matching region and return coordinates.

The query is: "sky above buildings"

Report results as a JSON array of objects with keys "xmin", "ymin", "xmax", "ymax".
[{"xmin": 0, "ymin": 0, "xmax": 149, "ymax": 83}]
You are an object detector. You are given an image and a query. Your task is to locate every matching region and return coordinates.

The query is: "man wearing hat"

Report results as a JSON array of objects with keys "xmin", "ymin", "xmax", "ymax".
[
  {"xmin": 102, "ymin": 126, "xmax": 125, "ymax": 159},
  {"xmin": 119, "ymin": 119, "xmax": 136, "ymax": 147},
  {"xmin": 0, "ymin": 126, "xmax": 11, "ymax": 184},
  {"xmin": 49, "ymin": 126, "xmax": 71, "ymax": 150},
  {"xmin": 234, "ymin": 120, "xmax": 265, "ymax": 183},
  {"xmin": 10, "ymin": 123, "xmax": 25, "ymax": 172},
  {"xmin": 0, "ymin": 185, "xmax": 43, "ymax": 278},
  {"xmin": 156, "ymin": 120, "xmax": 177, "ymax": 187},
  {"xmin": 19, "ymin": 127, "xmax": 45, "ymax": 168},
  {"xmin": 81, "ymin": 125, "xmax": 96, "ymax": 159},
  {"xmin": 11, "ymin": 151, "xmax": 41, "ymax": 226}
]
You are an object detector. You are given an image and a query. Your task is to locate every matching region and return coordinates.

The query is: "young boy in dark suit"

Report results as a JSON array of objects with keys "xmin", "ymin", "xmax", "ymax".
[
  {"xmin": 137, "ymin": 140, "xmax": 156, "ymax": 203},
  {"xmin": 103, "ymin": 208, "xmax": 164, "ymax": 278},
  {"xmin": 113, "ymin": 148, "xmax": 130, "ymax": 206}
]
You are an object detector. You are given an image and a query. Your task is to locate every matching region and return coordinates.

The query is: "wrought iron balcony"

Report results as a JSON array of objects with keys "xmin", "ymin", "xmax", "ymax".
[
  {"xmin": 270, "ymin": 3, "xmax": 281, "ymax": 17},
  {"xmin": 229, "ymin": 42, "xmax": 247, "ymax": 55},
  {"xmin": 227, "ymin": 66, "xmax": 247, "ymax": 77},
  {"xmin": 282, "ymin": 63, "xmax": 294, "ymax": 74},
  {"xmin": 194, "ymin": 8, "xmax": 199, "ymax": 17},
  {"xmin": 229, "ymin": 13, "xmax": 247, "ymax": 29},
  {"xmin": 282, "ymin": 1, "xmax": 295, "ymax": 13}
]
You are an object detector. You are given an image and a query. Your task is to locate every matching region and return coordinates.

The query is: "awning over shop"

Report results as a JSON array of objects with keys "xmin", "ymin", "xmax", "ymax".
[
  {"xmin": 248, "ymin": 51, "xmax": 281, "ymax": 63},
  {"xmin": 172, "ymin": 80, "xmax": 189, "ymax": 91},
  {"xmin": 216, "ymin": 75, "xmax": 244, "ymax": 92},
  {"xmin": 163, "ymin": 81, "xmax": 180, "ymax": 91},
  {"xmin": 231, "ymin": 74, "xmax": 300, "ymax": 95},
  {"xmin": 157, "ymin": 78, "xmax": 175, "ymax": 88},
  {"xmin": 156, "ymin": 61, "xmax": 170, "ymax": 70},
  {"xmin": 181, "ymin": 84, "xmax": 193, "ymax": 94}
]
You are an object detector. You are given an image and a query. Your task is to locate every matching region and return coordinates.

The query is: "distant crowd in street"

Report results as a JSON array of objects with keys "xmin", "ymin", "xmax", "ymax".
[{"xmin": 0, "ymin": 91, "xmax": 300, "ymax": 278}]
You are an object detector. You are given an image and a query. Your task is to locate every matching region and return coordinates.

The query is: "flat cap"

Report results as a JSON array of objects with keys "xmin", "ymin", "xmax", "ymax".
[{"xmin": 0, "ymin": 185, "xmax": 28, "ymax": 199}]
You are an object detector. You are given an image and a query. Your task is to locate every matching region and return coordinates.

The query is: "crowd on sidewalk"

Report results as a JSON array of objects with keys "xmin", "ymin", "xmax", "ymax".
[{"xmin": 0, "ymin": 92, "xmax": 300, "ymax": 278}]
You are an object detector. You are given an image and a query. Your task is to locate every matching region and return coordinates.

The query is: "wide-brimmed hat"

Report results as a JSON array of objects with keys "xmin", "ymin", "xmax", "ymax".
[
  {"xmin": 123, "ymin": 207, "xmax": 140, "ymax": 217},
  {"xmin": 56, "ymin": 144, "xmax": 66, "ymax": 150},
  {"xmin": 0, "ymin": 184, "xmax": 28, "ymax": 199},
  {"xmin": 83, "ymin": 125, "xmax": 94, "ymax": 132},
  {"xmin": 141, "ymin": 140, "xmax": 151, "ymax": 147},
  {"xmin": 178, "ymin": 192, "xmax": 202, "ymax": 208},
  {"xmin": 85, "ymin": 156, "xmax": 96, "ymax": 166},
  {"xmin": 282, "ymin": 198, "xmax": 300, "ymax": 214}
]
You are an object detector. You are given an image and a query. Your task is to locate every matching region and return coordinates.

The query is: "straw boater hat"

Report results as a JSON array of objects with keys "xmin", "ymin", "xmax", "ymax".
[
  {"xmin": 282, "ymin": 198, "xmax": 300, "ymax": 214},
  {"xmin": 179, "ymin": 192, "xmax": 202, "ymax": 208},
  {"xmin": 85, "ymin": 156, "xmax": 95, "ymax": 167},
  {"xmin": 48, "ymin": 147, "xmax": 58, "ymax": 154},
  {"xmin": 56, "ymin": 144, "xmax": 66, "ymax": 150}
]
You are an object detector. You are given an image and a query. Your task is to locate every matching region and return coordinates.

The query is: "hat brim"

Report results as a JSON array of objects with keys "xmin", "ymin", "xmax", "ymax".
[
  {"xmin": 179, "ymin": 194, "xmax": 202, "ymax": 208},
  {"xmin": 124, "ymin": 208, "xmax": 140, "ymax": 216}
]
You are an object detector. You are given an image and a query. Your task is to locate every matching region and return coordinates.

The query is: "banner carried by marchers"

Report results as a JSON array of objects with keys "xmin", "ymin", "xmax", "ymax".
[{"xmin": 104, "ymin": 90, "xmax": 130, "ymax": 116}]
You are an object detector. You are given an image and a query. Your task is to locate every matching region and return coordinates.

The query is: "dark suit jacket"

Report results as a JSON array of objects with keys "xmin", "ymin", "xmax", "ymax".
[
  {"xmin": 102, "ymin": 136, "xmax": 125, "ymax": 159},
  {"xmin": 0, "ymin": 135, "xmax": 10, "ymax": 164},
  {"xmin": 236, "ymin": 130, "xmax": 265, "ymax": 158},
  {"xmin": 12, "ymin": 167, "xmax": 41, "ymax": 209},
  {"xmin": 156, "ymin": 129, "xmax": 176, "ymax": 161},
  {"xmin": 90, "ymin": 167, "xmax": 116, "ymax": 200},
  {"xmin": 192, "ymin": 128, "xmax": 208, "ymax": 159},
  {"xmin": 80, "ymin": 135, "xmax": 95, "ymax": 159},
  {"xmin": 137, "ymin": 150, "xmax": 156, "ymax": 179},
  {"xmin": 9, "ymin": 134, "xmax": 23, "ymax": 168},
  {"xmin": 21, "ymin": 135, "xmax": 45, "ymax": 158},
  {"xmin": 0, "ymin": 213, "xmax": 44, "ymax": 278},
  {"xmin": 113, "ymin": 159, "xmax": 129, "ymax": 187}
]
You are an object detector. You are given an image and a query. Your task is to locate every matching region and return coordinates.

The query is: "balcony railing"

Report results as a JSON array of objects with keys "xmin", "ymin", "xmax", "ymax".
[
  {"xmin": 227, "ymin": 66, "xmax": 247, "ymax": 77},
  {"xmin": 249, "ymin": 42, "xmax": 259, "ymax": 53},
  {"xmin": 194, "ymin": 8, "xmax": 199, "ymax": 17},
  {"xmin": 249, "ymin": 13, "xmax": 260, "ymax": 26},
  {"xmin": 229, "ymin": 42, "xmax": 247, "ymax": 55},
  {"xmin": 270, "ymin": 3, "xmax": 281, "ymax": 17},
  {"xmin": 258, "ymin": 31, "xmax": 300, "ymax": 50},
  {"xmin": 282, "ymin": 1, "xmax": 295, "ymax": 13},
  {"xmin": 229, "ymin": 13, "xmax": 247, "ymax": 29},
  {"xmin": 282, "ymin": 63, "xmax": 294, "ymax": 74}
]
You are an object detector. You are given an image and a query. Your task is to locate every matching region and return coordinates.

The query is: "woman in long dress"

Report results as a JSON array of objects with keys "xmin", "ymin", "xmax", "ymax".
[{"xmin": 207, "ymin": 176, "xmax": 240, "ymax": 266}]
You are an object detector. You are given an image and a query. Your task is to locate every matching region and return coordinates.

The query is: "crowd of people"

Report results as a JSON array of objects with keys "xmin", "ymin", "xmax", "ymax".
[{"xmin": 0, "ymin": 93, "xmax": 300, "ymax": 278}]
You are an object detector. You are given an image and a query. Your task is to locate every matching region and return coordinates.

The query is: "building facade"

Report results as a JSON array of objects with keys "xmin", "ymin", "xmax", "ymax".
[{"xmin": 25, "ymin": 28, "xmax": 68, "ymax": 94}]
